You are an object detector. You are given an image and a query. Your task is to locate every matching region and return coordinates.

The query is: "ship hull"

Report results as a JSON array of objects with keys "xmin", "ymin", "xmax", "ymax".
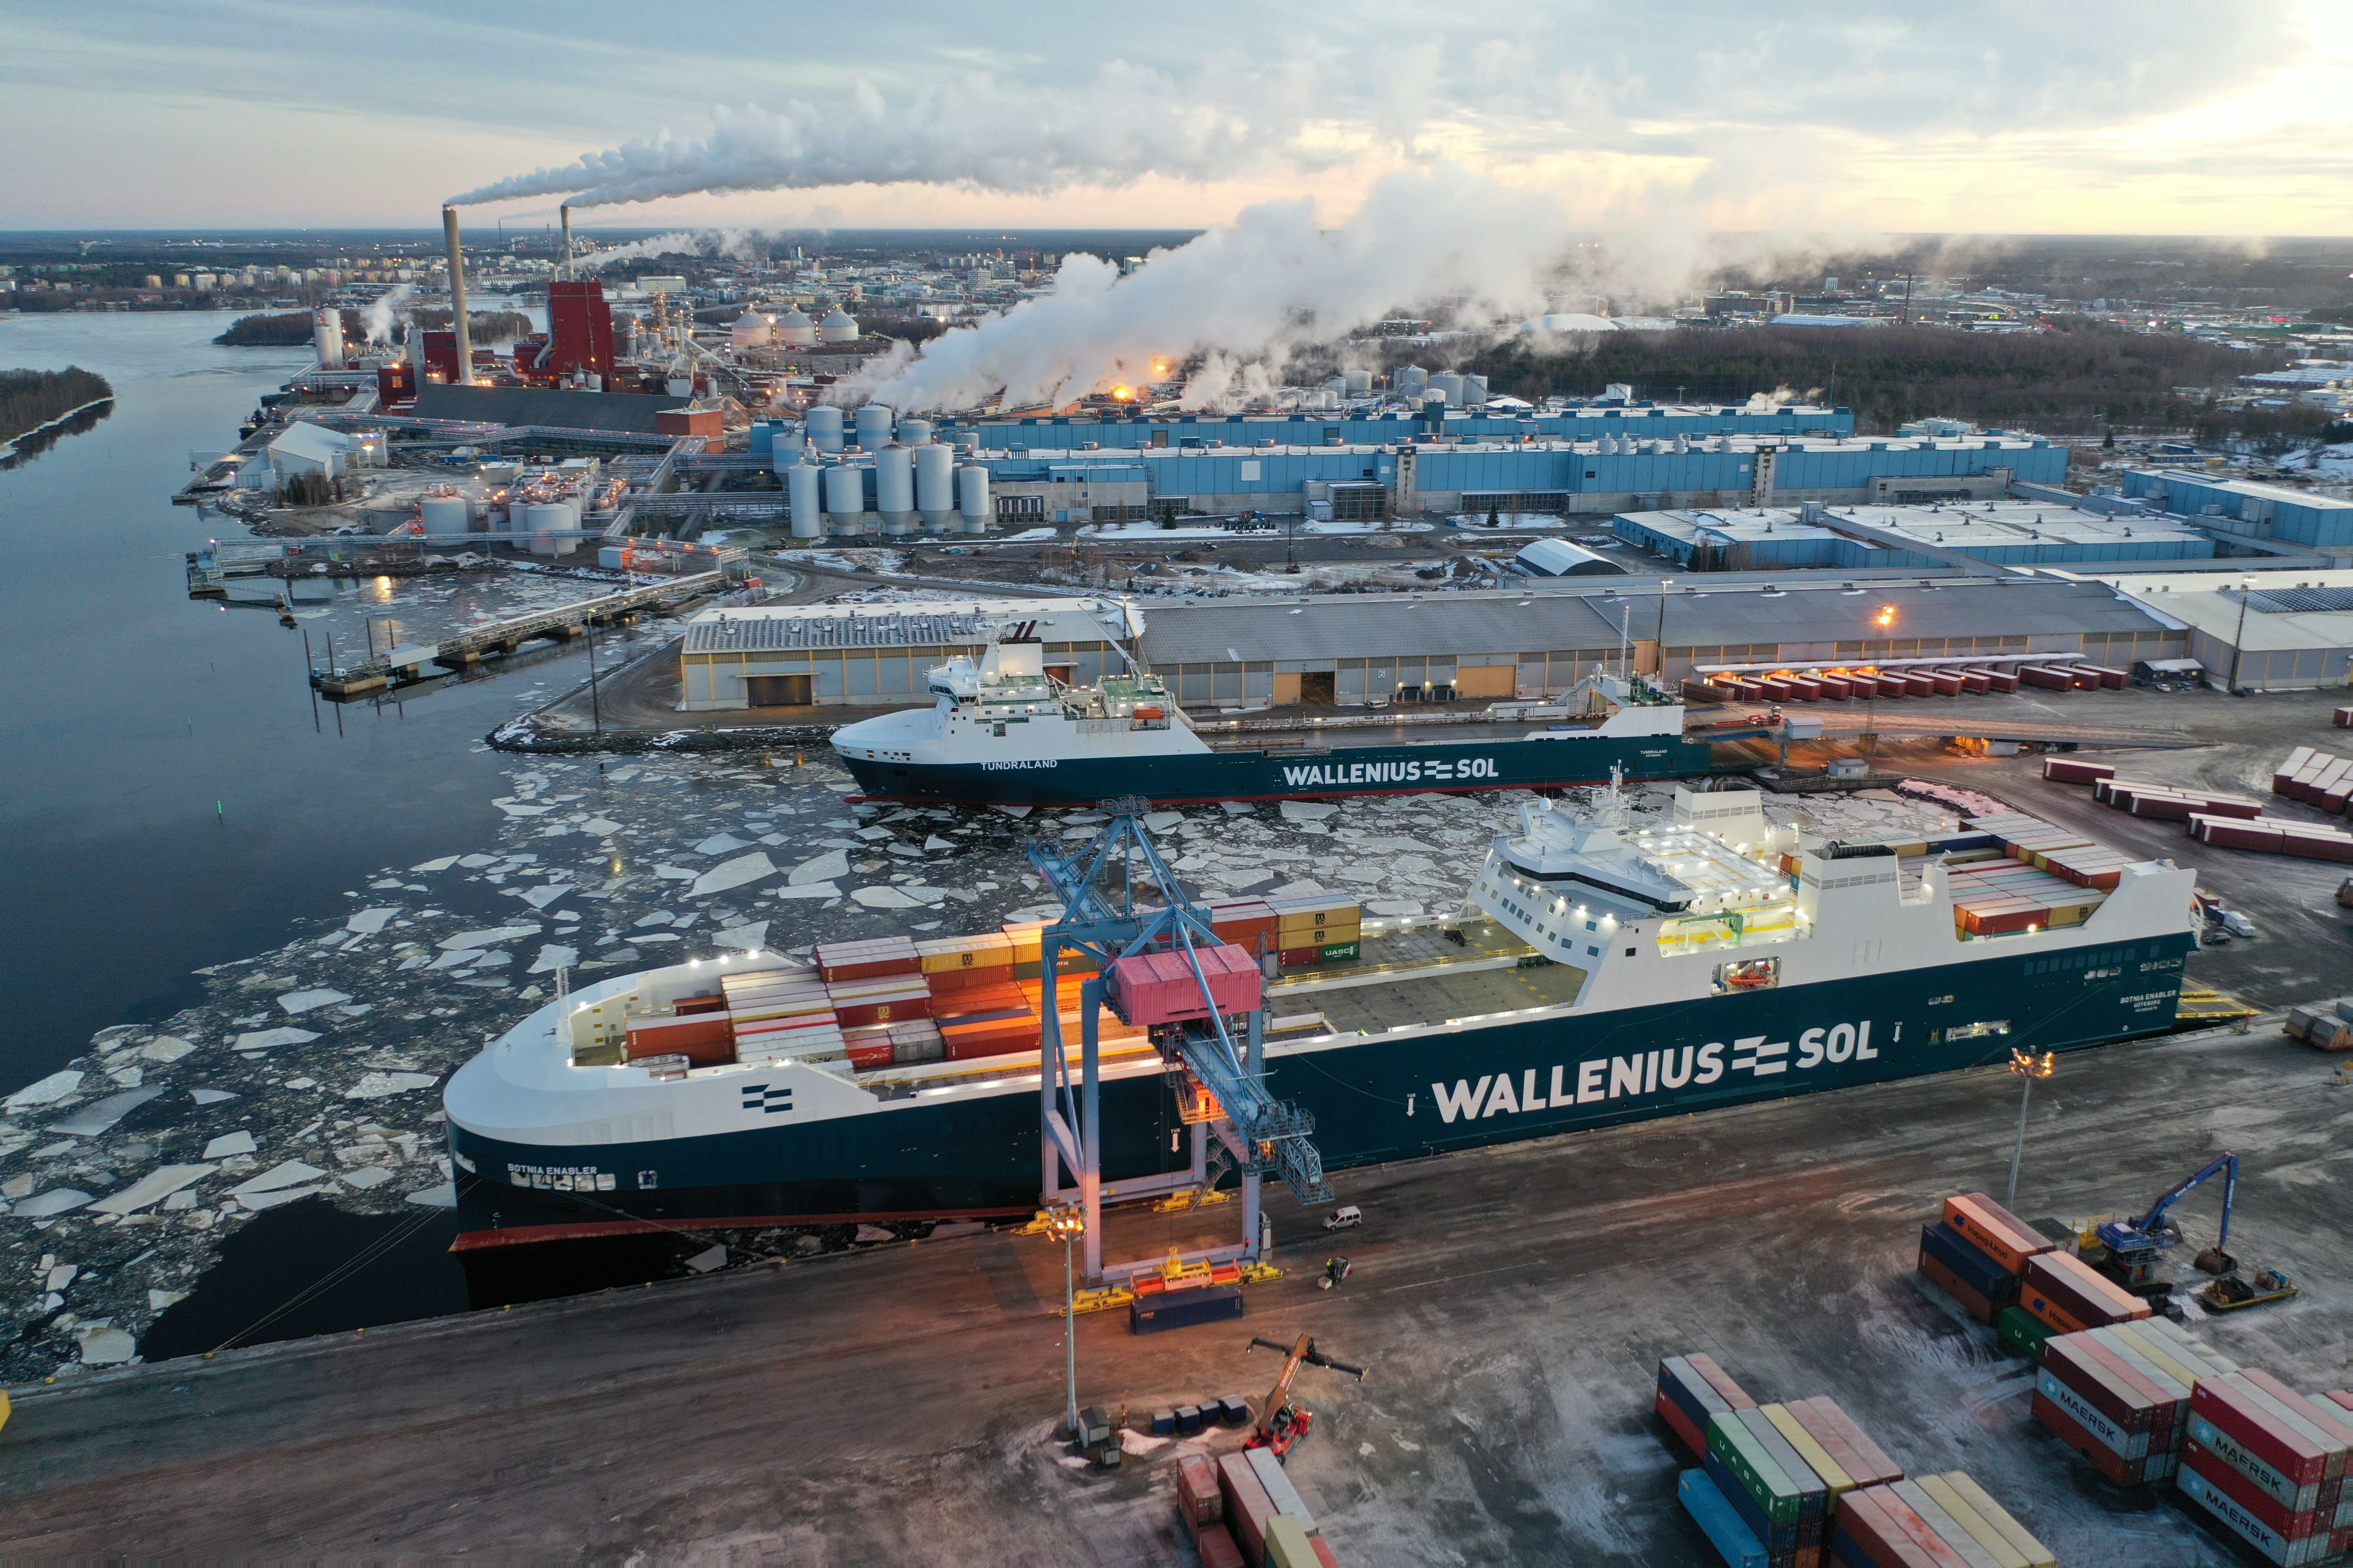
[
  {"xmin": 839, "ymin": 731, "xmax": 1721, "ymax": 806},
  {"xmin": 451, "ymin": 935, "xmax": 2193, "ymax": 1248}
]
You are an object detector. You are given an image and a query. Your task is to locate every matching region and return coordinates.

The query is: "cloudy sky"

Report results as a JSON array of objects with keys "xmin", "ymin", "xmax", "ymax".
[{"xmin": 6, "ymin": 0, "xmax": 2350, "ymax": 237}]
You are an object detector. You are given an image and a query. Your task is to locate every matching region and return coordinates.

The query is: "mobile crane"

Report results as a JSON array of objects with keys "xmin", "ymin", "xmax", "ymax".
[
  {"xmin": 2093, "ymin": 1153, "xmax": 2297, "ymax": 1310},
  {"xmin": 1244, "ymin": 1334, "xmax": 1367, "ymax": 1458}
]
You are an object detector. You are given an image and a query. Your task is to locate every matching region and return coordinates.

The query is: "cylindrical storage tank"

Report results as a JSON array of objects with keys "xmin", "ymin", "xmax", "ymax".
[
  {"xmin": 957, "ymin": 464, "xmax": 991, "ymax": 534},
  {"xmin": 1343, "ymin": 369, "xmax": 1372, "ymax": 395},
  {"xmin": 807, "ymin": 405, "xmax": 845, "ymax": 453},
  {"xmin": 915, "ymin": 443, "xmax": 956, "ymax": 531},
  {"xmin": 1430, "ymin": 371, "xmax": 1465, "ymax": 403},
  {"xmin": 313, "ymin": 307, "xmax": 345, "ymax": 369},
  {"xmin": 897, "ymin": 417, "xmax": 934, "ymax": 447},
  {"xmin": 747, "ymin": 423, "xmax": 775, "ymax": 460},
  {"xmin": 1465, "ymin": 374, "xmax": 1489, "ymax": 404},
  {"xmin": 824, "ymin": 462, "xmax": 868, "ymax": 535},
  {"xmin": 820, "ymin": 307, "xmax": 859, "ymax": 344},
  {"xmin": 788, "ymin": 461, "xmax": 824, "ymax": 539},
  {"xmin": 853, "ymin": 404, "xmax": 893, "ymax": 453},
  {"xmin": 524, "ymin": 502, "xmax": 575, "ymax": 557},
  {"xmin": 769, "ymin": 427, "xmax": 804, "ymax": 473},
  {"xmin": 775, "ymin": 309, "xmax": 816, "ymax": 348},
  {"xmin": 729, "ymin": 310, "xmax": 772, "ymax": 350},
  {"xmin": 1396, "ymin": 365, "xmax": 1428, "ymax": 396},
  {"xmin": 875, "ymin": 445, "xmax": 915, "ymax": 535},
  {"xmin": 418, "ymin": 494, "xmax": 470, "ymax": 534}
]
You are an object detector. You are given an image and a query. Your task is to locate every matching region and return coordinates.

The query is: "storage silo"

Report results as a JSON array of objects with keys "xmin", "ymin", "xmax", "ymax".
[
  {"xmin": 769, "ymin": 426, "xmax": 805, "ymax": 473},
  {"xmin": 897, "ymin": 417, "xmax": 934, "ymax": 447},
  {"xmin": 875, "ymin": 445, "xmax": 915, "ymax": 535},
  {"xmin": 1342, "ymin": 369, "xmax": 1372, "ymax": 396},
  {"xmin": 956, "ymin": 465, "xmax": 991, "ymax": 534},
  {"xmin": 775, "ymin": 308, "xmax": 816, "ymax": 348},
  {"xmin": 820, "ymin": 307, "xmax": 859, "ymax": 344},
  {"xmin": 915, "ymin": 443, "xmax": 956, "ymax": 532},
  {"xmin": 524, "ymin": 501, "xmax": 576, "ymax": 556},
  {"xmin": 1464, "ymin": 374, "xmax": 1489, "ymax": 405},
  {"xmin": 313, "ymin": 307, "xmax": 345, "ymax": 369},
  {"xmin": 806, "ymin": 405, "xmax": 845, "ymax": 453},
  {"xmin": 729, "ymin": 310, "xmax": 773, "ymax": 350},
  {"xmin": 1430, "ymin": 372, "xmax": 1465, "ymax": 403},
  {"xmin": 788, "ymin": 461, "xmax": 824, "ymax": 539},
  {"xmin": 1395, "ymin": 365, "xmax": 1428, "ymax": 396},
  {"xmin": 824, "ymin": 461, "xmax": 868, "ymax": 534},
  {"xmin": 418, "ymin": 494, "xmax": 471, "ymax": 534},
  {"xmin": 853, "ymin": 404, "xmax": 893, "ymax": 453}
]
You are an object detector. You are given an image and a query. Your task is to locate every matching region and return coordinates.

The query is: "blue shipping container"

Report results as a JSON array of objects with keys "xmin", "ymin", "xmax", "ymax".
[
  {"xmin": 1130, "ymin": 1284, "xmax": 1245, "ymax": 1335},
  {"xmin": 1680, "ymin": 1468, "xmax": 1769, "ymax": 1568},
  {"xmin": 1920, "ymin": 1221, "xmax": 2016, "ymax": 1300},
  {"xmin": 1703, "ymin": 1450, "xmax": 1801, "ymax": 1553}
]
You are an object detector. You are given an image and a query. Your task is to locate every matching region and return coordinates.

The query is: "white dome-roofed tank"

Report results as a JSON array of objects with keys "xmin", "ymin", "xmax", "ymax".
[
  {"xmin": 897, "ymin": 417, "xmax": 934, "ymax": 447},
  {"xmin": 1464, "ymin": 374, "xmax": 1489, "ymax": 404},
  {"xmin": 853, "ymin": 404, "xmax": 892, "ymax": 452},
  {"xmin": 418, "ymin": 493, "xmax": 471, "ymax": 534},
  {"xmin": 729, "ymin": 310, "xmax": 773, "ymax": 350},
  {"xmin": 788, "ymin": 460, "xmax": 824, "ymax": 539},
  {"xmin": 915, "ymin": 442, "xmax": 955, "ymax": 532},
  {"xmin": 523, "ymin": 501, "xmax": 576, "ymax": 556},
  {"xmin": 875, "ymin": 444, "xmax": 915, "ymax": 536},
  {"xmin": 1395, "ymin": 365, "xmax": 1428, "ymax": 396},
  {"xmin": 823, "ymin": 460, "xmax": 868, "ymax": 536},
  {"xmin": 775, "ymin": 308, "xmax": 817, "ymax": 348},
  {"xmin": 806, "ymin": 405, "xmax": 844, "ymax": 452},
  {"xmin": 1343, "ymin": 369, "xmax": 1373, "ymax": 395},
  {"xmin": 1430, "ymin": 371, "xmax": 1465, "ymax": 403},
  {"xmin": 956, "ymin": 463, "xmax": 990, "ymax": 535},
  {"xmin": 820, "ymin": 307, "xmax": 858, "ymax": 344}
]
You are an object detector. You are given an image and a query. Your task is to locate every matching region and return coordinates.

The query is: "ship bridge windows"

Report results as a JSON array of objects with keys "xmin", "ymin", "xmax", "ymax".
[{"xmin": 2025, "ymin": 945, "xmax": 2137, "ymax": 976}]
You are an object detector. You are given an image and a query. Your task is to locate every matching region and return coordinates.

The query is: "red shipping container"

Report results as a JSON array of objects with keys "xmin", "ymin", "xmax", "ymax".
[
  {"xmin": 1958, "ymin": 670, "xmax": 1992, "ymax": 693},
  {"xmin": 2281, "ymin": 833, "xmax": 2353, "ymax": 864},
  {"xmin": 1786, "ymin": 677, "xmax": 1822, "ymax": 700},
  {"xmin": 2129, "ymin": 794, "xmax": 2195, "ymax": 822},
  {"xmin": 815, "ymin": 939, "xmax": 921, "ymax": 983},
  {"xmin": 1112, "ymin": 944, "xmax": 1263, "ymax": 1025},
  {"xmin": 1655, "ymin": 1384, "xmax": 1708, "ymax": 1457},
  {"xmin": 845, "ymin": 1039, "xmax": 894, "ymax": 1070},
  {"xmin": 1218, "ymin": 1451, "xmax": 1279, "ymax": 1567},
  {"xmin": 2196, "ymin": 1378, "xmax": 2339, "ymax": 1489},
  {"xmin": 2027, "ymin": 1250, "xmax": 2150, "ymax": 1327},
  {"xmin": 1310, "ymin": 1537, "xmax": 1339, "ymax": 1568},
  {"xmin": 2047, "ymin": 1339, "xmax": 2166, "ymax": 1439},
  {"xmin": 2042, "ymin": 757, "xmax": 2115, "ymax": 785},
  {"xmin": 2183, "ymin": 1438, "xmax": 2325, "ymax": 1542},
  {"xmin": 940, "ymin": 1016, "xmax": 1041, "ymax": 1060},
  {"xmin": 673, "ymin": 992, "xmax": 727, "ymax": 1016},
  {"xmin": 2033, "ymin": 1390, "xmax": 2163, "ymax": 1485},
  {"xmin": 1979, "ymin": 668, "xmax": 2020, "ymax": 693},
  {"xmin": 1816, "ymin": 675, "xmax": 1852, "ymax": 699},
  {"xmin": 925, "ymin": 963, "xmax": 1015, "ymax": 992},
  {"xmin": 625, "ymin": 1013, "xmax": 734, "ymax": 1067},
  {"xmin": 2277, "ymin": 747, "xmax": 2318, "ymax": 790},
  {"xmin": 1864, "ymin": 1484, "xmax": 1979, "ymax": 1568},
  {"xmin": 1195, "ymin": 1523, "xmax": 1245, "ymax": 1568},
  {"xmin": 2018, "ymin": 666, "xmax": 2073, "ymax": 691},
  {"xmin": 2239, "ymin": 1369, "xmax": 2353, "ymax": 1459},
  {"xmin": 1902, "ymin": 674, "xmax": 1938, "ymax": 697},
  {"xmin": 2085, "ymin": 665, "xmax": 2131, "ymax": 689},
  {"xmin": 1759, "ymin": 677, "xmax": 1795, "ymax": 701},
  {"xmin": 1176, "ymin": 1453, "xmax": 1223, "ymax": 1529},
  {"xmin": 1683, "ymin": 1352, "xmax": 1757, "ymax": 1412},
  {"xmin": 1787, "ymin": 1396, "xmax": 1903, "ymax": 1488},
  {"xmin": 1930, "ymin": 671, "xmax": 1964, "ymax": 697},
  {"xmin": 829, "ymin": 985, "xmax": 931, "ymax": 1028},
  {"xmin": 1834, "ymin": 1488, "xmax": 1952, "ymax": 1568}
]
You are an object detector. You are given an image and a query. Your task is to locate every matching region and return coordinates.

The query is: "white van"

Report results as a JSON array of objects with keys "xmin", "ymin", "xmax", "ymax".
[{"xmin": 1322, "ymin": 1205, "xmax": 1362, "ymax": 1230}]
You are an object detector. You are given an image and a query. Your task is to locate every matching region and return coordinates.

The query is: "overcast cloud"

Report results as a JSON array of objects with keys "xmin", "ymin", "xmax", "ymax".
[{"xmin": 3, "ymin": 0, "xmax": 2347, "ymax": 235}]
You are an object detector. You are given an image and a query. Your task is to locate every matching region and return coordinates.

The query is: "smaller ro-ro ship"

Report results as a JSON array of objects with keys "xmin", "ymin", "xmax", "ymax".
[{"xmin": 830, "ymin": 623, "xmax": 1717, "ymax": 807}]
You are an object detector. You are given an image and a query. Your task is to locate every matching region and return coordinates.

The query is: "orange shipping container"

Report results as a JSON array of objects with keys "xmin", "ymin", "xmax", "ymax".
[{"xmin": 1942, "ymin": 1193, "xmax": 2055, "ymax": 1276}]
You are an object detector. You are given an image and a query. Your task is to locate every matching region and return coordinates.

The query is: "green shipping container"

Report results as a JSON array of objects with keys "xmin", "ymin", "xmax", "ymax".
[
  {"xmin": 1997, "ymin": 1302, "xmax": 2057, "ymax": 1363},
  {"xmin": 1706, "ymin": 1411, "xmax": 1805, "ymax": 1525},
  {"xmin": 1319, "ymin": 941, "xmax": 1361, "ymax": 963}
]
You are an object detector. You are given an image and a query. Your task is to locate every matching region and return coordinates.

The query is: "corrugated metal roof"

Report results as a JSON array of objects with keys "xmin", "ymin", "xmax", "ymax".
[
  {"xmin": 682, "ymin": 597, "xmax": 1130, "ymax": 654},
  {"xmin": 1139, "ymin": 581, "xmax": 2169, "ymax": 664}
]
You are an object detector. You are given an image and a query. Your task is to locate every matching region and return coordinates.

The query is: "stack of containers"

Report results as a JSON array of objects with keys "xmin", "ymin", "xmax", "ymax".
[
  {"xmin": 1700, "ymin": 1405, "xmax": 1832, "ymax": 1566},
  {"xmin": 2021, "ymin": 1250, "xmax": 2151, "ymax": 1335},
  {"xmin": 2191, "ymin": 813, "xmax": 2353, "ymax": 863},
  {"xmin": 724, "ymin": 967, "xmax": 842, "ymax": 1064},
  {"xmin": 1919, "ymin": 1193, "xmax": 2054, "ymax": 1325},
  {"xmin": 1174, "ymin": 1454, "xmax": 1245, "ymax": 1568},
  {"xmin": 825, "ymin": 972, "xmax": 930, "ymax": 1028},
  {"xmin": 1657, "ymin": 1354, "xmax": 1757, "ymax": 1460},
  {"xmin": 1205, "ymin": 898, "xmax": 1279, "ymax": 956},
  {"xmin": 623, "ymin": 1003, "xmax": 737, "ymax": 1067},
  {"xmin": 1214, "ymin": 1451, "xmax": 1338, "ymax": 1568},
  {"xmin": 814, "ymin": 936, "xmax": 920, "ymax": 984},
  {"xmin": 2034, "ymin": 1324, "xmax": 2213, "ymax": 1484},
  {"xmin": 930, "ymin": 976, "xmax": 1040, "ymax": 1059},
  {"xmin": 1268, "ymin": 897, "xmax": 1362, "ymax": 968},
  {"xmin": 914, "ymin": 932, "xmax": 1015, "ymax": 991},
  {"xmin": 1832, "ymin": 1476, "xmax": 2055, "ymax": 1568},
  {"xmin": 837, "ymin": 1018, "xmax": 946, "ymax": 1070},
  {"xmin": 1108, "ymin": 944, "xmax": 1263, "ymax": 1026},
  {"xmin": 1944, "ymin": 857, "xmax": 2103, "ymax": 937},
  {"xmin": 2179, "ymin": 1371, "xmax": 2353, "ymax": 1564},
  {"xmin": 2090, "ymin": 776, "xmax": 2264, "ymax": 821},
  {"xmin": 2273, "ymin": 749, "xmax": 2353, "ymax": 811}
]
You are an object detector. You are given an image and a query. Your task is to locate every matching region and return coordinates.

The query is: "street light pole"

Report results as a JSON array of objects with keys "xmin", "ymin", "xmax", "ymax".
[
  {"xmin": 2006, "ymin": 1049, "xmax": 2055, "ymax": 1209},
  {"xmin": 1045, "ymin": 1201, "xmax": 1085, "ymax": 1439},
  {"xmin": 1652, "ymin": 578, "xmax": 1674, "ymax": 693}
]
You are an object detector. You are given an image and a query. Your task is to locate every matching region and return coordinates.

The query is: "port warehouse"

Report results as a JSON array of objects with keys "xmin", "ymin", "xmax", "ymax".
[
  {"xmin": 1614, "ymin": 499, "xmax": 2220, "ymax": 571},
  {"xmin": 677, "ymin": 579, "xmax": 2186, "ymax": 709},
  {"xmin": 2122, "ymin": 468, "xmax": 2353, "ymax": 551},
  {"xmin": 787, "ymin": 431, "xmax": 2067, "ymax": 528}
]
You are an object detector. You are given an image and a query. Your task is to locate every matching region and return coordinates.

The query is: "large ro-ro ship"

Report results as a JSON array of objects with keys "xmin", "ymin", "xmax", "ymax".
[
  {"xmin": 830, "ymin": 630, "xmax": 1716, "ymax": 807},
  {"xmin": 443, "ymin": 783, "xmax": 2198, "ymax": 1250}
]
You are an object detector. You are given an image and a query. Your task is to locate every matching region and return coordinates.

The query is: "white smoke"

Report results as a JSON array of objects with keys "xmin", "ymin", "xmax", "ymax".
[
  {"xmin": 362, "ymin": 283, "xmax": 414, "ymax": 346},
  {"xmin": 572, "ymin": 231, "xmax": 700, "ymax": 271},
  {"xmin": 445, "ymin": 64, "xmax": 1310, "ymax": 209},
  {"xmin": 853, "ymin": 165, "xmax": 1572, "ymax": 414}
]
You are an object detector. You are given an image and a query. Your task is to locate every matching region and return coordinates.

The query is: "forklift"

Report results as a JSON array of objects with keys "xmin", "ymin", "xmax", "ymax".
[
  {"xmin": 2091, "ymin": 1153, "xmax": 2298, "ymax": 1312},
  {"xmin": 1243, "ymin": 1334, "xmax": 1367, "ymax": 1459}
]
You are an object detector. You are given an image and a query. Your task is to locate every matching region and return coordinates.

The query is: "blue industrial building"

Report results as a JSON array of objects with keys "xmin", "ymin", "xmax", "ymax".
[
  {"xmin": 962, "ymin": 402, "xmax": 1854, "ymax": 450},
  {"xmin": 2121, "ymin": 470, "xmax": 2353, "ymax": 550}
]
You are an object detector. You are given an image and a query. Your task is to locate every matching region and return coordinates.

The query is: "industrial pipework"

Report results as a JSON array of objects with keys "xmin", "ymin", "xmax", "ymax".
[{"xmin": 440, "ymin": 206, "xmax": 472, "ymax": 383}]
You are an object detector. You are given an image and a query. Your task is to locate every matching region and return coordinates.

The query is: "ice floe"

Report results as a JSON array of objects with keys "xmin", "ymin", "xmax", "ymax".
[
  {"xmin": 277, "ymin": 988, "xmax": 353, "ymax": 1015},
  {"xmin": 713, "ymin": 923, "xmax": 770, "ymax": 951},
  {"xmin": 344, "ymin": 1072, "xmax": 439, "ymax": 1100},
  {"xmin": 6, "ymin": 1071, "xmax": 84, "ymax": 1112},
  {"xmin": 409, "ymin": 856, "xmax": 460, "ymax": 872},
  {"xmin": 345, "ymin": 908, "xmax": 399, "ymax": 934},
  {"xmin": 232, "ymin": 1027, "xmax": 319, "ymax": 1052},
  {"xmin": 91, "ymin": 1165, "xmax": 215, "ymax": 1215},
  {"xmin": 141, "ymin": 1037, "xmax": 198, "ymax": 1063},
  {"xmin": 437, "ymin": 926, "xmax": 541, "ymax": 950},
  {"xmin": 850, "ymin": 887, "xmax": 923, "ymax": 909},
  {"xmin": 691, "ymin": 852, "xmax": 776, "ymax": 897},
  {"xmin": 202, "ymin": 1130, "xmax": 258, "ymax": 1158},
  {"xmin": 49, "ymin": 1087, "xmax": 165, "ymax": 1136},
  {"xmin": 12, "ymin": 1189, "xmax": 93, "ymax": 1218},
  {"xmin": 526, "ymin": 944, "xmax": 579, "ymax": 975}
]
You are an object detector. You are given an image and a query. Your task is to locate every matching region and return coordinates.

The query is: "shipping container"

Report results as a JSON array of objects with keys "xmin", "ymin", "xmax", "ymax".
[
  {"xmin": 1247, "ymin": 1446, "xmax": 1318, "ymax": 1536},
  {"xmin": 2024, "ymin": 1250, "xmax": 2150, "ymax": 1328},
  {"xmin": 1921, "ymin": 1221, "xmax": 2020, "ymax": 1300},
  {"xmin": 2175, "ymin": 1460, "xmax": 2338, "ymax": 1566},
  {"xmin": 1109, "ymin": 943, "xmax": 1263, "ymax": 1025},
  {"xmin": 2031, "ymin": 1390, "xmax": 2169, "ymax": 1485},
  {"xmin": 1195, "ymin": 1524, "xmax": 1246, "ymax": 1568},
  {"xmin": 1919, "ymin": 1250, "xmax": 1999, "ymax": 1324},
  {"xmin": 1218, "ymin": 1451, "xmax": 1280, "ymax": 1567},
  {"xmin": 1680, "ymin": 1469, "xmax": 1769, "ymax": 1568},
  {"xmin": 1264, "ymin": 1515, "xmax": 1320, "ymax": 1568},
  {"xmin": 2042, "ymin": 757, "xmax": 2116, "ymax": 785},
  {"xmin": 1132, "ymin": 1283, "xmax": 1245, "ymax": 1335},
  {"xmin": 1785, "ymin": 1398, "xmax": 1903, "ymax": 1490}
]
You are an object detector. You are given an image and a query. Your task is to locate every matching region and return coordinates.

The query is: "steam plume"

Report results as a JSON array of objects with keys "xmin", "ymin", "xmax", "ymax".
[
  {"xmin": 362, "ymin": 283, "xmax": 414, "ymax": 346},
  {"xmin": 855, "ymin": 165, "xmax": 1570, "ymax": 414},
  {"xmin": 447, "ymin": 65, "xmax": 1309, "ymax": 209}
]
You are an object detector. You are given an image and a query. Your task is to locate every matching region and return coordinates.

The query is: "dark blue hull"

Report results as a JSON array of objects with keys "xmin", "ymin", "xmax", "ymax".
[
  {"xmin": 451, "ymin": 935, "xmax": 2194, "ymax": 1247},
  {"xmin": 841, "ymin": 731, "xmax": 1720, "ymax": 806}
]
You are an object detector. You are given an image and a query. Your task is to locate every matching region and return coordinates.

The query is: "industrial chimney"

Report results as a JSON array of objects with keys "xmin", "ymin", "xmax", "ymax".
[{"xmin": 440, "ymin": 206, "xmax": 472, "ymax": 384}]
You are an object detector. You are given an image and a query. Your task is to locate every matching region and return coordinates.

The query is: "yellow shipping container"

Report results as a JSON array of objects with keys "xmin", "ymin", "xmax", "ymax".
[{"xmin": 918, "ymin": 933, "xmax": 1016, "ymax": 973}]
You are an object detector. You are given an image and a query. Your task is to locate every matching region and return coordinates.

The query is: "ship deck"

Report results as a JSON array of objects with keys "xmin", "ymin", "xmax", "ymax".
[{"xmin": 1271, "ymin": 918, "xmax": 1585, "ymax": 1034}]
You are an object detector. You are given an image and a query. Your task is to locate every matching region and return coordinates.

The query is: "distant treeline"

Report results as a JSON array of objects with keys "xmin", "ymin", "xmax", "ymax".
[
  {"xmin": 215, "ymin": 308, "xmax": 532, "ymax": 348},
  {"xmin": 0, "ymin": 365, "xmax": 114, "ymax": 446},
  {"xmin": 1452, "ymin": 320, "xmax": 2304, "ymax": 441}
]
